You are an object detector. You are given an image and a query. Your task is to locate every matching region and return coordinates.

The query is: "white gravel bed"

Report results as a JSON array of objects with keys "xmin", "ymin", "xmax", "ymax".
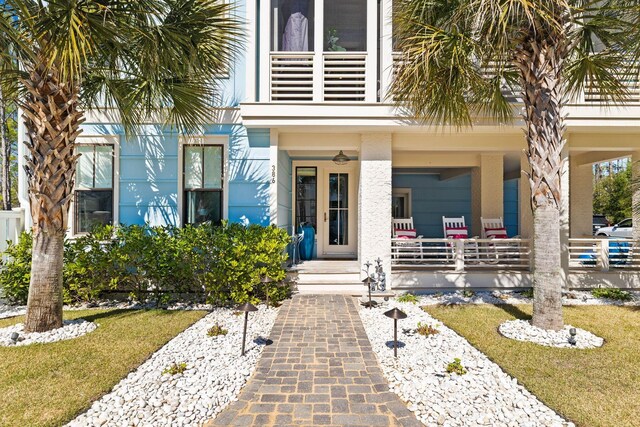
[
  {"xmin": 0, "ymin": 319, "xmax": 97, "ymax": 347},
  {"xmin": 498, "ymin": 319, "xmax": 603, "ymax": 349},
  {"xmin": 0, "ymin": 300, "xmax": 212, "ymax": 320},
  {"xmin": 414, "ymin": 289, "xmax": 640, "ymax": 306},
  {"xmin": 0, "ymin": 303, "xmax": 26, "ymax": 319},
  {"xmin": 359, "ymin": 301, "xmax": 574, "ymax": 427},
  {"xmin": 67, "ymin": 305, "xmax": 278, "ymax": 427}
]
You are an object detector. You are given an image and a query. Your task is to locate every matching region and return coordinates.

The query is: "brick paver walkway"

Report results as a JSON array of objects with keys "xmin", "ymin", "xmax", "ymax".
[{"xmin": 206, "ymin": 295, "xmax": 420, "ymax": 426}]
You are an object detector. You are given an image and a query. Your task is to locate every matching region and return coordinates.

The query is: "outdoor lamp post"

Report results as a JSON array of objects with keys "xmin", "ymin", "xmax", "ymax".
[
  {"xmin": 261, "ymin": 275, "xmax": 273, "ymax": 306},
  {"xmin": 237, "ymin": 302, "xmax": 258, "ymax": 356},
  {"xmin": 362, "ymin": 276, "xmax": 376, "ymax": 308},
  {"xmin": 384, "ymin": 308, "xmax": 407, "ymax": 358}
]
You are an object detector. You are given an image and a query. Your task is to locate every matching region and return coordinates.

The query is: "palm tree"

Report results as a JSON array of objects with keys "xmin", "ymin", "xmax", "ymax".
[
  {"xmin": 392, "ymin": 0, "xmax": 640, "ymax": 330},
  {"xmin": 1, "ymin": 0, "xmax": 241, "ymax": 332}
]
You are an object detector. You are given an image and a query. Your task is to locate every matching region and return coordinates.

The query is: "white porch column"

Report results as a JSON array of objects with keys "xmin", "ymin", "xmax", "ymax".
[
  {"xmin": 519, "ymin": 152, "xmax": 533, "ymax": 238},
  {"xmin": 269, "ymin": 130, "xmax": 279, "ymax": 226},
  {"xmin": 379, "ymin": 0, "xmax": 393, "ymax": 101},
  {"xmin": 245, "ymin": 0, "xmax": 257, "ymax": 102},
  {"xmin": 359, "ymin": 134, "xmax": 392, "ymax": 285},
  {"xmin": 632, "ymin": 151, "xmax": 640, "ymax": 241},
  {"xmin": 471, "ymin": 154, "xmax": 504, "ymax": 236},
  {"xmin": 560, "ymin": 147, "xmax": 570, "ymax": 289},
  {"xmin": 569, "ymin": 155, "xmax": 593, "ymax": 237},
  {"xmin": 365, "ymin": 0, "xmax": 378, "ymax": 102},
  {"xmin": 312, "ymin": 0, "xmax": 324, "ymax": 102},
  {"xmin": 259, "ymin": 0, "xmax": 270, "ymax": 102}
]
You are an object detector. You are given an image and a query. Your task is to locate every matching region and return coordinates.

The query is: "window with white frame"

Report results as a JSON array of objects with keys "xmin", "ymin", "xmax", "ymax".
[
  {"xmin": 183, "ymin": 145, "xmax": 224, "ymax": 226},
  {"xmin": 74, "ymin": 144, "xmax": 114, "ymax": 233},
  {"xmin": 392, "ymin": 188, "xmax": 411, "ymax": 219}
]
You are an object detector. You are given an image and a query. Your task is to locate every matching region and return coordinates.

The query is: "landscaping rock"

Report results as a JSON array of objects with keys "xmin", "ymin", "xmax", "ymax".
[
  {"xmin": 359, "ymin": 301, "xmax": 575, "ymax": 427},
  {"xmin": 66, "ymin": 305, "xmax": 278, "ymax": 427},
  {"xmin": 0, "ymin": 319, "xmax": 97, "ymax": 346},
  {"xmin": 498, "ymin": 319, "xmax": 604, "ymax": 349}
]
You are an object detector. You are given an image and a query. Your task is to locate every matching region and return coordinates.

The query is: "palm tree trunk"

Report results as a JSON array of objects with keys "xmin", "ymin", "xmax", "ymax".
[
  {"xmin": 0, "ymin": 85, "xmax": 10, "ymax": 210},
  {"xmin": 22, "ymin": 64, "xmax": 83, "ymax": 332},
  {"xmin": 515, "ymin": 37, "xmax": 566, "ymax": 331}
]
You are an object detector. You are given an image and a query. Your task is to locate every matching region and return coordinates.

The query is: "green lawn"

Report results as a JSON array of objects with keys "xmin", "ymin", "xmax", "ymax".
[
  {"xmin": 0, "ymin": 309, "xmax": 206, "ymax": 427},
  {"xmin": 424, "ymin": 304, "xmax": 640, "ymax": 427}
]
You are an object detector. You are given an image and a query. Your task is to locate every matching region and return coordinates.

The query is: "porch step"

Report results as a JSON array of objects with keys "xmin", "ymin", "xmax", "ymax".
[{"xmin": 289, "ymin": 260, "xmax": 378, "ymax": 295}]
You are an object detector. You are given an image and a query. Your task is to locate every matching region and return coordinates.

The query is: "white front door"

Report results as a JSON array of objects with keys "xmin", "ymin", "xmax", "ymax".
[
  {"xmin": 320, "ymin": 167, "xmax": 357, "ymax": 257},
  {"xmin": 292, "ymin": 161, "xmax": 358, "ymax": 259}
]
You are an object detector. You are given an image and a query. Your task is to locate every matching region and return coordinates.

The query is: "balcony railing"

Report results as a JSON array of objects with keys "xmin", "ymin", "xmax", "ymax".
[
  {"xmin": 391, "ymin": 238, "xmax": 531, "ymax": 271},
  {"xmin": 270, "ymin": 52, "xmax": 315, "ymax": 102},
  {"xmin": 391, "ymin": 53, "xmax": 640, "ymax": 106},
  {"xmin": 269, "ymin": 52, "xmax": 368, "ymax": 102},
  {"xmin": 323, "ymin": 52, "xmax": 367, "ymax": 102}
]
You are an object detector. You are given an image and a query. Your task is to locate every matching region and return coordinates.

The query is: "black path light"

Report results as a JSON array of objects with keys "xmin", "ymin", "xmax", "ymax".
[
  {"xmin": 568, "ymin": 327, "xmax": 577, "ymax": 346},
  {"xmin": 384, "ymin": 308, "xmax": 407, "ymax": 358},
  {"xmin": 362, "ymin": 276, "xmax": 376, "ymax": 308},
  {"xmin": 237, "ymin": 302, "xmax": 258, "ymax": 356},
  {"xmin": 261, "ymin": 275, "xmax": 273, "ymax": 306}
]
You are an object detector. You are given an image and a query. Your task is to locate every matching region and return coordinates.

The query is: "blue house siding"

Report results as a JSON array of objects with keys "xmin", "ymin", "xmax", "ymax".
[
  {"xmin": 277, "ymin": 150, "xmax": 293, "ymax": 233},
  {"xmin": 118, "ymin": 127, "xmax": 180, "ymax": 226},
  {"xmin": 503, "ymin": 179, "xmax": 519, "ymax": 237},
  {"xmin": 227, "ymin": 128, "xmax": 270, "ymax": 225},
  {"xmin": 392, "ymin": 173, "xmax": 472, "ymax": 237},
  {"xmin": 78, "ymin": 122, "xmax": 271, "ymax": 228}
]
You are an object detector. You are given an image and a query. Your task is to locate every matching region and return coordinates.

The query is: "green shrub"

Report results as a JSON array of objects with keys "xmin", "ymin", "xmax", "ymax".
[
  {"xmin": 202, "ymin": 222, "xmax": 290, "ymax": 305},
  {"xmin": 162, "ymin": 362, "xmax": 187, "ymax": 375},
  {"xmin": 520, "ymin": 288, "xmax": 534, "ymax": 299},
  {"xmin": 397, "ymin": 293, "xmax": 419, "ymax": 304},
  {"xmin": 591, "ymin": 287, "xmax": 632, "ymax": 301},
  {"xmin": 207, "ymin": 323, "xmax": 228, "ymax": 337},
  {"xmin": 416, "ymin": 322, "xmax": 439, "ymax": 336},
  {"xmin": 462, "ymin": 288, "xmax": 475, "ymax": 298},
  {"xmin": 446, "ymin": 358, "xmax": 467, "ymax": 375},
  {"xmin": 0, "ymin": 232, "xmax": 32, "ymax": 304},
  {"xmin": 0, "ymin": 222, "xmax": 291, "ymax": 306},
  {"xmin": 64, "ymin": 227, "xmax": 119, "ymax": 304}
]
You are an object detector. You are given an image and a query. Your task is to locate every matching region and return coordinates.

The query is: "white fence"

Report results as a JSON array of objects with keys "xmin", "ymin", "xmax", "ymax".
[
  {"xmin": 0, "ymin": 208, "xmax": 26, "ymax": 254},
  {"xmin": 568, "ymin": 238, "xmax": 640, "ymax": 271},
  {"xmin": 391, "ymin": 238, "xmax": 531, "ymax": 271}
]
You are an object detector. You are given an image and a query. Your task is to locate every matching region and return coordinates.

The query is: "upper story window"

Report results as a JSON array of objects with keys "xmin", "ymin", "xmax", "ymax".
[
  {"xmin": 272, "ymin": 0, "xmax": 315, "ymax": 52},
  {"xmin": 183, "ymin": 145, "xmax": 224, "ymax": 226},
  {"xmin": 74, "ymin": 144, "xmax": 114, "ymax": 234},
  {"xmin": 324, "ymin": 0, "xmax": 367, "ymax": 51}
]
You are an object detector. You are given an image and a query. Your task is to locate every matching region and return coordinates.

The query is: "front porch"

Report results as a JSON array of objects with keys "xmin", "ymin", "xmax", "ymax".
[{"xmin": 268, "ymin": 129, "xmax": 640, "ymax": 291}]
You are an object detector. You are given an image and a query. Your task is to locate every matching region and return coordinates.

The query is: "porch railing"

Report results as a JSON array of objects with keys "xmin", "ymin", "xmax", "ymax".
[
  {"xmin": 568, "ymin": 238, "xmax": 640, "ymax": 271},
  {"xmin": 0, "ymin": 208, "xmax": 25, "ymax": 255},
  {"xmin": 391, "ymin": 238, "xmax": 531, "ymax": 271}
]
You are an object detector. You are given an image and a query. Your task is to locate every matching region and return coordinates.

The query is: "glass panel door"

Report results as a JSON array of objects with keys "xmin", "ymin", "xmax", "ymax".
[{"xmin": 328, "ymin": 173, "xmax": 348, "ymax": 246}]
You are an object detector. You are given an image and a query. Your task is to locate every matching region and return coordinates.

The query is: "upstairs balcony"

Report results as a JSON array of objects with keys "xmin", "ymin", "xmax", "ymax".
[
  {"xmin": 258, "ymin": 0, "xmax": 389, "ymax": 103},
  {"xmin": 249, "ymin": 0, "xmax": 640, "ymax": 126}
]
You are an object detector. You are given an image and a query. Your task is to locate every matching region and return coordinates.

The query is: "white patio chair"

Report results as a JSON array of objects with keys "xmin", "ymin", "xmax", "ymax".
[
  {"xmin": 442, "ymin": 216, "xmax": 479, "ymax": 263},
  {"xmin": 480, "ymin": 217, "xmax": 520, "ymax": 263},
  {"xmin": 392, "ymin": 217, "xmax": 423, "ymax": 261}
]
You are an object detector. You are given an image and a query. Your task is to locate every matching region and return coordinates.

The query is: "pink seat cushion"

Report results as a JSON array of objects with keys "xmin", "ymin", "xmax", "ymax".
[
  {"xmin": 445, "ymin": 226, "xmax": 468, "ymax": 239},
  {"xmin": 395, "ymin": 228, "xmax": 417, "ymax": 238},
  {"xmin": 485, "ymin": 227, "xmax": 508, "ymax": 239}
]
